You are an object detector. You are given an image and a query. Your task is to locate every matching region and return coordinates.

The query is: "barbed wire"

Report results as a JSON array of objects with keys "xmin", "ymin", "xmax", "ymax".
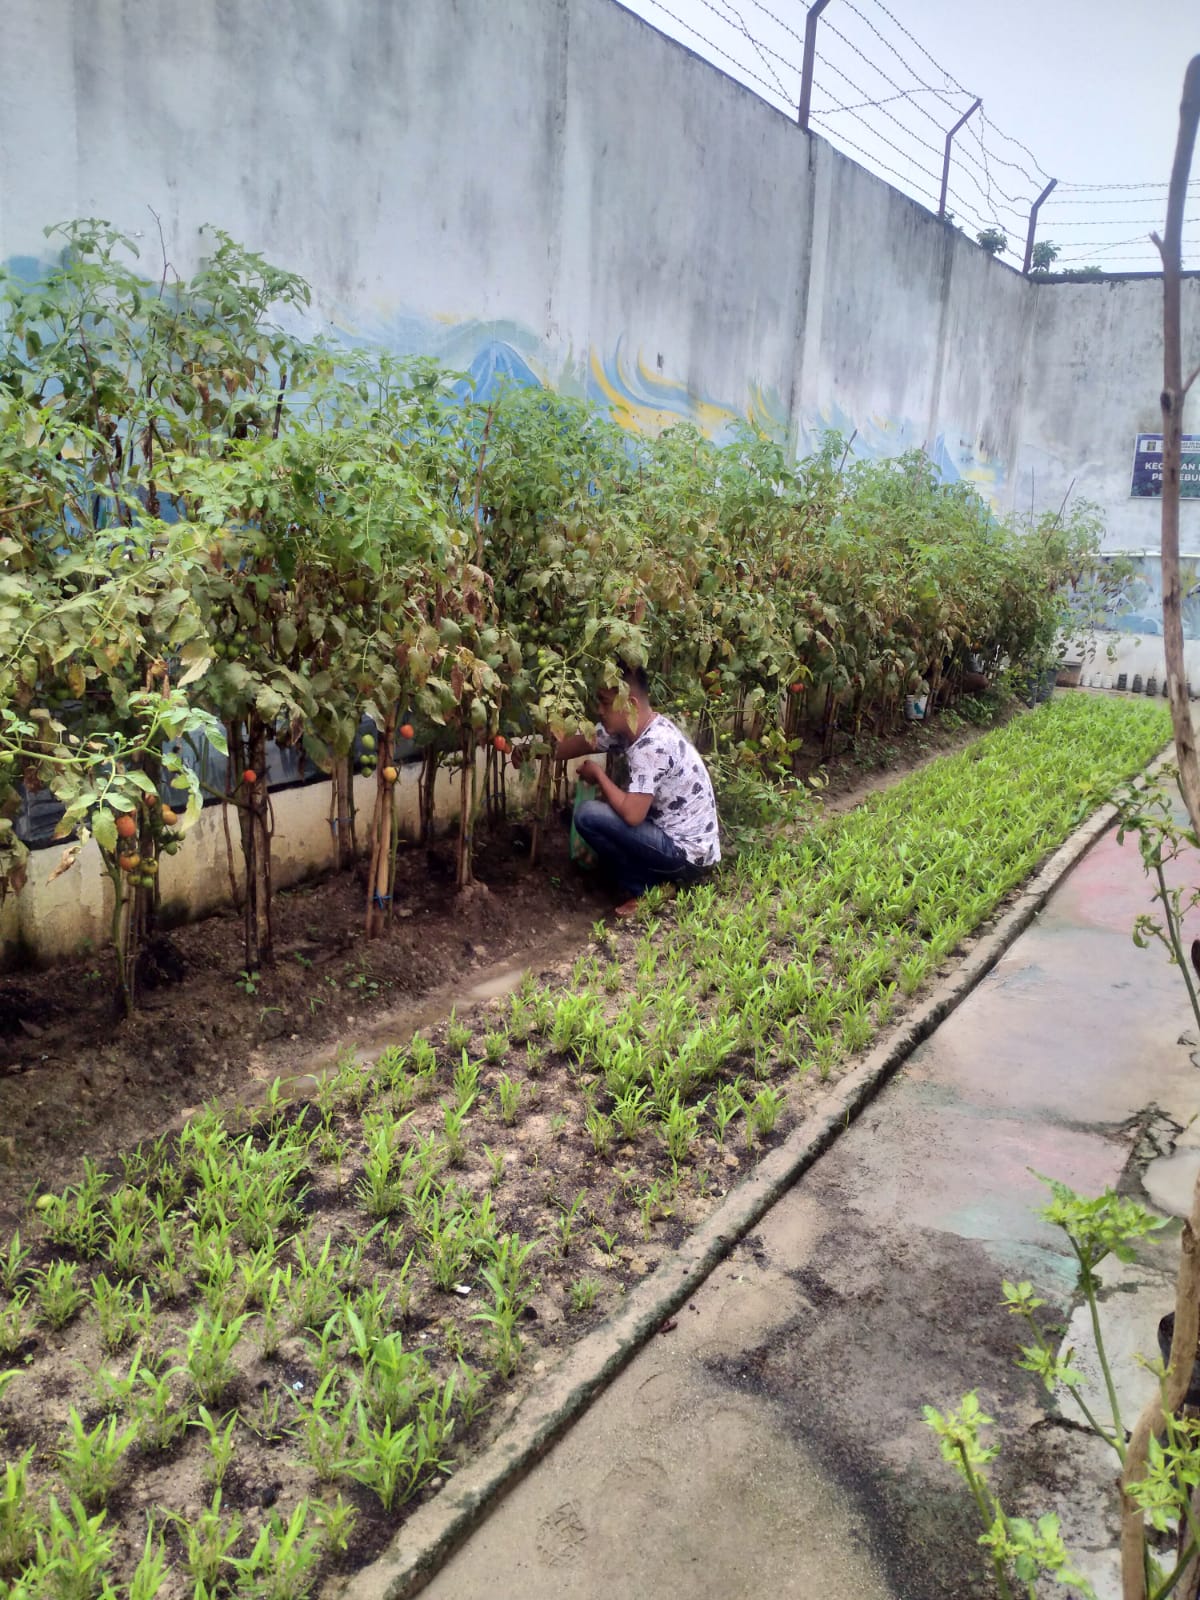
[
  {"xmin": 621, "ymin": 0, "xmax": 1191, "ymax": 273},
  {"xmin": 711, "ymin": 0, "xmax": 793, "ymax": 101}
]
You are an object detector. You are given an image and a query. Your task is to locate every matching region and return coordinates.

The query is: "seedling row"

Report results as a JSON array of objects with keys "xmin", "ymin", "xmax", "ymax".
[{"xmin": 0, "ymin": 695, "xmax": 1168, "ymax": 1598}]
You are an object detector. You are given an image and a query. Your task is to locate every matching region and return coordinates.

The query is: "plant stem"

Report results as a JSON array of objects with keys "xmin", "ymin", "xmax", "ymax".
[
  {"xmin": 1079, "ymin": 1258, "xmax": 1126, "ymax": 1460},
  {"xmin": 1155, "ymin": 860, "xmax": 1200, "ymax": 1033},
  {"xmin": 957, "ymin": 1446, "xmax": 1015, "ymax": 1600},
  {"xmin": 1156, "ymin": 1541, "xmax": 1200, "ymax": 1600}
]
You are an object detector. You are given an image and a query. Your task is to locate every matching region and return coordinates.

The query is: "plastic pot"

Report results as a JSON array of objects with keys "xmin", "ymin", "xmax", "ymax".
[{"xmin": 1157, "ymin": 1313, "xmax": 1200, "ymax": 1407}]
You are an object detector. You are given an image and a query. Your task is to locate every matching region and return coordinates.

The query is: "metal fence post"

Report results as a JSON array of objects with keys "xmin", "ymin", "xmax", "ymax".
[
  {"xmin": 938, "ymin": 98, "xmax": 981, "ymax": 219},
  {"xmin": 1022, "ymin": 178, "xmax": 1059, "ymax": 273},
  {"xmin": 798, "ymin": 0, "xmax": 831, "ymax": 132}
]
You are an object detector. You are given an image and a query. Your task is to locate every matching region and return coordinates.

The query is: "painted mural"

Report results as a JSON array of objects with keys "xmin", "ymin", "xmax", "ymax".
[
  {"xmin": 2, "ymin": 244, "xmax": 1009, "ymax": 505},
  {"xmin": 334, "ymin": 301, "xmax": 1010, "ymax": 500},
  {"xmin": 1097, "ymin": 553, "xmax": 1200, "ymax": 642}
]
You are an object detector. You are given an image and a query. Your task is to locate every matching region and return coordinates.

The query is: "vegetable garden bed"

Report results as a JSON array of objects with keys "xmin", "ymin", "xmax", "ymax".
[
  {"xmin": 0, "ymin": 700, "xmax": 993, "ymax": 1231},
  {"xmin": 0, "ymin": 695, "xmax": 1168, "ymax": 1600}
]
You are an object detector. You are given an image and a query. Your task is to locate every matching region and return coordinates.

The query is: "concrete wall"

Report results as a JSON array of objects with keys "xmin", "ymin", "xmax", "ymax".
[
  {"xmin": 0, "ymin": 0, "xmax": 1030, "ymax": 496},
  {"xmin": 1018, "ymin": 278, "xmax": 1200, "ymax": 548},
  {"xmin": 0, "ymin": 756, "xmax": 540, "ymax": 970},
  {"xmin": 4, "ymin": 0, "xmax": 1195, "ymax": 523}
]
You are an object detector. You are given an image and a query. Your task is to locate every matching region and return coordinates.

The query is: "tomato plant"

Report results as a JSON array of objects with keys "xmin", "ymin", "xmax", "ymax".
[{"xmin": 1, "ymin": 222, "xmax": 1113, "ymax": 1010}]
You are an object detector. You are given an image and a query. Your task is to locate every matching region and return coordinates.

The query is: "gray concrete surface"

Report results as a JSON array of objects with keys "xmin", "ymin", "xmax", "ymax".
[{"xmin": 421, "ymin": 818, "xmax": 1200, "ymax": 1600}]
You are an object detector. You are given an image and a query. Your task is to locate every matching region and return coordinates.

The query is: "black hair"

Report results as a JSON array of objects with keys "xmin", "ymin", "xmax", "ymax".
[{"xmin": 619, "ymin": 660, "xmax": 650, "ymax": 695}]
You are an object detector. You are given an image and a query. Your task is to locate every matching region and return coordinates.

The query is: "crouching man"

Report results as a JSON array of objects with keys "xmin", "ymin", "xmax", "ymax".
[{"xmin": 554, "ymin": 665, "xmax": 720, "ymax": 917}]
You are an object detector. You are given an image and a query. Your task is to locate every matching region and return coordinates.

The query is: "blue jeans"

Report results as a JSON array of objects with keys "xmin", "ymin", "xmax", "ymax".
[{"xmin": 573, "ymin": 799, "xmax": 696, "ymax": 900}]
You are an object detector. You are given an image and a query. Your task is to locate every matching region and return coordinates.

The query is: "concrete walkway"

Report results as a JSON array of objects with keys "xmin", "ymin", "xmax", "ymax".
[{"xmin": 422, "ymin": 817, "xmax": 1200, "ymax": 1600}]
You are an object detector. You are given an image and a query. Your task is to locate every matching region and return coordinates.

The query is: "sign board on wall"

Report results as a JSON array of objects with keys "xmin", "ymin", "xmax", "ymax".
[{"xmin": 1131, "ymin": 434, "xmax": 1200, "ymax": 498}]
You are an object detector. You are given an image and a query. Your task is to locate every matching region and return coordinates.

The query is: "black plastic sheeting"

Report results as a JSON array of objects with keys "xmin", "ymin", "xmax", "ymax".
[{"xmin": 13, "ymin": 720, "xmax": 419, "ymax": 849}]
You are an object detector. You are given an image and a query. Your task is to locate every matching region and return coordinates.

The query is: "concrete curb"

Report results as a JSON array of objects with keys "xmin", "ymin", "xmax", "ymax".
[{"xmin": 340, "ymin": 780, "xmax": 1144, "ymax": 1600}]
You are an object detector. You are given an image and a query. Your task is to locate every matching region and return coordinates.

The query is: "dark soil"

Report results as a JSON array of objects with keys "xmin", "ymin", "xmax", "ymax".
[{"xmin": 0, "ymin": 820, "xmax": 607, "ymax": 1227}]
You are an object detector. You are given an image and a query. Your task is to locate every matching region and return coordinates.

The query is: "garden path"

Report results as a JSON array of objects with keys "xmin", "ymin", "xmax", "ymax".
[{"xmin": 418, "ymin": 797, "xmax": 1200, "ymax": 1599}]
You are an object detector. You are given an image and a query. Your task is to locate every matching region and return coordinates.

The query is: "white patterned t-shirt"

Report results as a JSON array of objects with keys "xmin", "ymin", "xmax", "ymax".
[{"xmin": 593, "ymin": 713, "xmax": 720, "ymax": 866}]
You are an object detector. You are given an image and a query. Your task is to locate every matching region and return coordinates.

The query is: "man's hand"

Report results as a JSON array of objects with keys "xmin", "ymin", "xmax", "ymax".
[{"xmin": 577, "ymin": 758, "xmax": 605, "ymax": 786}]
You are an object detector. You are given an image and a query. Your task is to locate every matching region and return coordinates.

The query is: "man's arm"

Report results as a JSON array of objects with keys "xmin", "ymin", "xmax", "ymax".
[
  {"xmin": 578, "ymin": 759, "xmax": 653, "ymax": 827},
  {"xmin": 553, "ymin": 733, "xmax": 597, "ymax": 762}
]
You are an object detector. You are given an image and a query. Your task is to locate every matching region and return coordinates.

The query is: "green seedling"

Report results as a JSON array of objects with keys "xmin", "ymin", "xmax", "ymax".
[
  {"xmin": 613, "ymin": 1085, "xmax": 650, "ymax": 1141},
  {"xmin": 422, "ymin": 1199, "xmax": 470, "ymax": 1293},
  {"xmin": 297, "ymin": 1373, "xmax": 355, "ymax": 1483},
  {"xmin": 482, "ymin": 1144, "xmax": 506, "ymax": 1188},
  {"xmin": 0, "ymin": 1230, "xmax": 30, "ymax": 1296},
  {"xmin": 122, "ymin": 1356, "xmax": 189, "ymax": 1452},
  {"xmin": 659, "ymin": 1093, "xmax": 706, "ymax": 1169},
  {"xmin": 495, "ymin": 1073, "xmax": 522, "ymax": 1126},
  {"xmin": 594, "ymin": 1225, "xmax": 619, "ymax": 1258},
  {"xmin": 637, "ymin": 1179, "xmax": 673, "ymax": 1241},
  {"xmin": 483, "ymin": 1028, "xmax": 508, "ymax": 1065},
  {"xmin": 472, "ymin": 1233, "xmax": 537, "ymax": 1379},
  {"xmin": 339, "ymin": 1401, "xmax": 449, "ymax": 1512},
  {"xmin": 586, "ymin": 1109, "xmax": 615, "ymax": 1156},
  {"xmin": 452, "ymin": 1050, "xmax": 480, "ymax": 1109},
  {"xmin": 445, "ymin": 1009, "xmax": 473, "ymax": 1053},
  {"xmin": 248, "ymin": 1382, "xmax": 292, "ymax": 1443},
  {"xmin": 0, "ymin": 1449, "xmax": 39, "ymax": 1579},
  {"xmin": 356, "ymin": 1119, "xmax": 415, "ymax": 1218},
  {"xmin": 0, "ymin": 1291, "xmax": 30, "ymax": 1358},
  {"xmin": 192, "ymin": 1405, "xmax": 239, "ymax": 1489},
  {"xmin": 288, "ymin": 1236, "xmax": 342, "ymax": 1330},
  {"xmin": 232, "ymin": 1500, "xmax": 324, "ymax": 1600},
  {"xmin": 174, "ymin": 1310, "xmax": 249, "ymax": 1407},
  {"xmin": 31, "ymin": 1493, "xmax": 115, "ymax": 1600},
  {"xmin": 748, "ymin": 1086, "xmax": 786, "ymax": 1139},
  {"xmin": 168, "ymin": 1489, "xmax": 242, "ymax": 1594},
  {"xmin": 311, "ymin": 1492, "xmax": 359, "ymax": 1555},
  {"xmin": 554, "ymin": 1193, "xmax": 587, "ymax": 1258},
  {"xmin": 410, "ymin": 1034, "xmax": 440, "ymax": 1079},
  {"xmin": 129, "ymin": 1520, "xmax": 170, "ymax": 1600},
  {"xmin": 37, "ymin": 1259, "xmax": 86, "ymax": 1330},
  {"xmin": 570, "ymin": 1276, "xmax": 601, "ymax": 1313},
  {"xmin": 58, "ymin": 1407, "xmax": 138, "ymax": 1509},
  {"xmin": 440, "ymin": 1102, "xmax": 471, "ymax": 1167},
  {"xmin": 91, "ymin": 1272, "xmax": 149, "ymax": 1354}
]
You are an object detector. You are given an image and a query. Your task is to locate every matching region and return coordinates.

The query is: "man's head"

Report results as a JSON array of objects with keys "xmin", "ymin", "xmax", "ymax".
[{"xmin": 595, "ymin": 662, "xmax": 650, "ymax": 737}]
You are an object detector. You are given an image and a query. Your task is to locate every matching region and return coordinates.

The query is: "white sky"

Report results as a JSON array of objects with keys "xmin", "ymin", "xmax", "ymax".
[{"xmin": 619, "ymin": 0, "xmax": 1199, "ymax": 271}]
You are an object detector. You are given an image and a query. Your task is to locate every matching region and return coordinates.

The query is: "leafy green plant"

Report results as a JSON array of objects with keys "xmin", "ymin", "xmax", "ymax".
[
  {"xmin": 57, "ymin": 1407, "xmax": 138, "ymax": 1510},
  {"xmin": 231, "ymin": 1500, "xmax": 324, "ymax": 1600},
  {"xmin": 0, "ymin": 1231, "xmax": 30, "ymax": 1297},
  {"xmin": 495, "ymin": 1074, "xmax": 522, "ymax": 1126},
  {"xmin": 168, "ymin": 1489, "xmax": 242, "ymax": 1595},
  {"xmin": 0, "ymin": 1449, "xmax": 38, "ymax": 1577},
  {"xmin": 174, "ymin": 1310, "xmax": 248, "ymax": 1407},
  {"xmin": 0, "ymin": 1292, "xmax": 30, "ymax": 1358},
  {"xmin": 483, "ymin": 1029, "xmax": 508, "ymax": 1065},
  {"xmin": 192, "ymin": 1406, "xmax": 239, "ymax": 1490},
  {"xmin": 37, "ymin": 1260, "xmax": 86, "ymax": 1330},
  {"xmin": 445, "ymin": 1010, "xmax": 472, "ymax": 1053},
  {"xmin": 570, "ymin": 1276, "xmax": 601, "ymax": 1313},
  {"xmin": 29, "ymin": 1493, "xmax": 115, "ymax": 1600},
  {"xmin": 747, "ymin": 1087, "xmax": 786, "ymax": 1139}
]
